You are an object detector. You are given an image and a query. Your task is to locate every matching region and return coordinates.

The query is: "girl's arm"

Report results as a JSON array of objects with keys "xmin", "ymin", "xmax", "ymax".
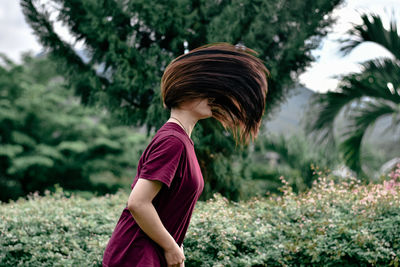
[{"xmin": 127, "ymin": 178, "xmax": 185, "ymax": 266}]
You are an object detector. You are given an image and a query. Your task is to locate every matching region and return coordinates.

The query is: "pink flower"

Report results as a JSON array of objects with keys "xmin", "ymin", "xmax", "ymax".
[{"xmin": 388, "ymin": 163, "xmax": 400, "ymax": 181}]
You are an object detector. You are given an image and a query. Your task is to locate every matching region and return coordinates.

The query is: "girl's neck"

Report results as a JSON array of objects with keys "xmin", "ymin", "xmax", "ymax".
[{"xmin": 168, "ymin": 109, "xmax": 198, "ymax": 138}]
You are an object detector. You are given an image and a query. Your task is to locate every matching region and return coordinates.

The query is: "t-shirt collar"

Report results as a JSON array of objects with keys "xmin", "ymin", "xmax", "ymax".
[{"xmin": 165, "ymin": 122, "xmax": 194, "ymax": 146}]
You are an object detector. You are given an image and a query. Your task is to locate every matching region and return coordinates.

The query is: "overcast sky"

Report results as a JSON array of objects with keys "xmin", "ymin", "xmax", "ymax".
[{"xmin": 0, "ymin": 1, "xmax": 399, "ymax": 93}]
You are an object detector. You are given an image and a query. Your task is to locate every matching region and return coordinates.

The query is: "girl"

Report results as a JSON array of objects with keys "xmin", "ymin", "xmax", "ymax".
[{"xmin": 102, "ymin": 42, "xmax": 269, "ymax": 267}]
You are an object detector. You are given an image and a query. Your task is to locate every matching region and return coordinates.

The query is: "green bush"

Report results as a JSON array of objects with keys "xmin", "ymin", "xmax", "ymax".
[
  {"xmin": 0, "ymin": 53, "xmax": 150, "ymax": 202},
  {"xmin": 1, "ymin": 167, "xmax": 399, "ymax": 266},
  {"xmin": 245, "ymin": 132, "xmax": 342, "ymax": 197}
]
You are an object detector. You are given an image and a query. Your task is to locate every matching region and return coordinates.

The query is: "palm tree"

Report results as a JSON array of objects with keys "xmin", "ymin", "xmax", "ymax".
[{"xmin": 305, "ymin": 13, "xmax": 400, "ymax": 179}]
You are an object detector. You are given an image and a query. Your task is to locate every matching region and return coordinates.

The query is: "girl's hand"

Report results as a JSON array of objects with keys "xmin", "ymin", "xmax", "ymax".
[
  {"xmin": 179, "ymin": 244, "xmax": 185, "ymax": 267},
  {"xmin": 164, "ymin": 243, "xmax": 185, "ymax": 267}
]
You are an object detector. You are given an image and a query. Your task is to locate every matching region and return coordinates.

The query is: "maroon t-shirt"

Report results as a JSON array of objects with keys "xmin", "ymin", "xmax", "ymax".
[{"xmin": 102, "ymin": 122, "xmax": 204, "ymax": 267}]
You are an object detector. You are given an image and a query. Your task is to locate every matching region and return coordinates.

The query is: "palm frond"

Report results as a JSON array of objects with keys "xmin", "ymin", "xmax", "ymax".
[
  {"xmin": 340, "ymin": 73, "xmax": 400, "ymax": 104},
  {"xmin": 360, "ymin": 58, "xmax": 400, "ymax": 101},
  {"xmin": 339, "ymin": 99, "xmax": 398, "ymax": 174},
  {"xmin": 305, "ymin": 57, "xmax": 400, "ymax": 144},
  {"xmin": 339, "ymin": 131, "xmax": 363, "ymax": 175},
  {"xmin": 339, "ymin": 13, "xmax": 400, "ymax": 60},
  {"xmin": 304, "ymin": 82, "xmax": 365, "ymax": 146}
]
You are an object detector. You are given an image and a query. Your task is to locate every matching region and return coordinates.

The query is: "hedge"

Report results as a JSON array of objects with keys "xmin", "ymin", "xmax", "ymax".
[{"xmin": 1, "ymin": 166, "xmax": 399, "ymax": 266}]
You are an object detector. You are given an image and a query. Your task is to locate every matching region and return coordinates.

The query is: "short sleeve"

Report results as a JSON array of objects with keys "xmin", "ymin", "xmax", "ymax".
[{"xmin": 139, "ymin": 136, "xmax": 185, "ymax": 188}]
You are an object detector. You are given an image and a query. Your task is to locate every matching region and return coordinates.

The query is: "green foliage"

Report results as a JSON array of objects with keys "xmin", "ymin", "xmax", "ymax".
[
  {"xmin": 20, "ymin": 0, "xmax": 344, "ymax": 200},
  {"xmin": 0, "ymin": 54, "xmax": 148, "ymax": 202},
  {"xmin": 0, "ymin": 184, "xmax": 119, "ymax": 265},
  {"xmin": 305, "ymin": 13, "xmax": 400, "ymax": 177},
  {"xmin": 239, "ymin": 132, "xmax": 341, "ymax": 198},
  {"xmin": 1, "ymin": 167, "xmax": 400, "ymax": 266}
]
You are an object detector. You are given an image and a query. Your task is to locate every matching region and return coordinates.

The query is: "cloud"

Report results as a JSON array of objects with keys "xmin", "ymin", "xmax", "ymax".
[
  {"xmin": 0, "ymin": 1, "xmax": 43, "ymax": 63},
  {"xmin": 0, "ymin": 0, "xmax": 81, "ymax": 64}
]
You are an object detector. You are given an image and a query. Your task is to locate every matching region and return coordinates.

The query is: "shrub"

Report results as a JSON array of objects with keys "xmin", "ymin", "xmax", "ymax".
[
  {"xmin": 1, "ymin": 165, "xmax": 399, "ymax": 266},
  {"xmin": 0, "ymin": 184, "xmax": 124, "ymax": 266},
  {"xmin": 0, "ymin": 54, "xmax": 150, "ymax": 202}
]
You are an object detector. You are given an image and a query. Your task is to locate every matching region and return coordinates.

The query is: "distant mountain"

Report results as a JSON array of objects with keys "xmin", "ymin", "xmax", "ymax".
[{"xmin": 263, "ymin": 86, "xmax": 314, "ymax": 135}]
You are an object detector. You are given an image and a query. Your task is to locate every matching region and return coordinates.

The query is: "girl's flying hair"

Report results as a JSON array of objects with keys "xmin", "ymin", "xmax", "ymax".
[{"xmin": 161, "ymin": 42, "xmax": 270, "ymax": 144}]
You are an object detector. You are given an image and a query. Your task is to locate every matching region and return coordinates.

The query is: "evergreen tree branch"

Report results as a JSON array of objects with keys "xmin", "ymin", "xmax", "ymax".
[{"xmin": 20, "ymin": 0, "xmax": 109, "ymax": 104}]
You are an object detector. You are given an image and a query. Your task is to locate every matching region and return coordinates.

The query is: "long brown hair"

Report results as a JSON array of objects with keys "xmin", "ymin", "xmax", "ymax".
[{"xmin": 161, "ymin": 42, "xmax": 270, "ymax": 145}]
